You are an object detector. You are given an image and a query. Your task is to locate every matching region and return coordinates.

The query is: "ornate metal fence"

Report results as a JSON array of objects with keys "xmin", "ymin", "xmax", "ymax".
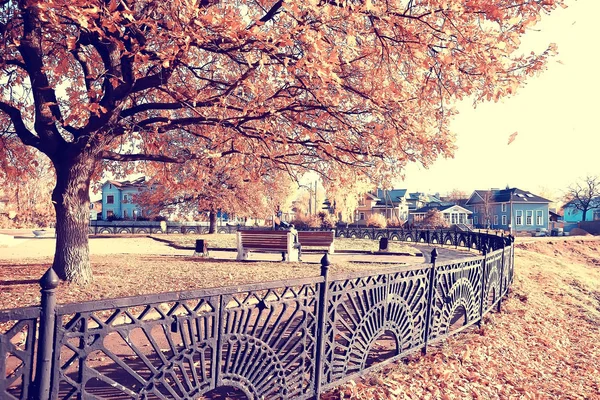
[{"xmin": 1, "ymin": 231, "xmax": 514, "ymax": 399}]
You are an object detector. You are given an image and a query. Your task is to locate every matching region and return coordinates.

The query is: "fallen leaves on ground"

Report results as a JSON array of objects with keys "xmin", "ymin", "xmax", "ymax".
[{"xmin": 325, "ymin": 238, "xmax": 600, "ymax": 400}]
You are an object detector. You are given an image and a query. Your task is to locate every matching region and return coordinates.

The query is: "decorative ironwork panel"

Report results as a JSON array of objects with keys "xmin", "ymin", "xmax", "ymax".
[
  {"xmin": 218, "ymin": 284, "xmax": 319, "ymax": 400},
  {"xmin": 52, "ymin": 296, "xmax": 220, "ymax": 399},
  {"xmin": 428, "ymin": 258, "xmax": 484, "ymax": 341},
  {"xmin": 483, "ymin": 249, "xmax": 503, "ymax": 312},
  {"xmin": 0, "ymin": 308, "xmax": 39, "ymax": 400},
  {"xmin": 321, "ymin": 268, "xmax": 429, "ymax": 388}
]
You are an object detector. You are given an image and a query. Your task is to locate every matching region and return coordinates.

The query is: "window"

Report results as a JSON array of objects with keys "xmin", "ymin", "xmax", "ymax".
[
  {"xmin": 494, "ymin": 215, "xmax": 498, "ymax": 225},
  {"xmin": 474, "ymin": 216, "xmax": 478, "ymax": 225},
  {"xmin": 594, "ymin": 210, "xmax": 600, "ymax": 221},
  {"xmin": 358, "ymin": 198, "xmax": 365, "ymax": 207},
  {"xmin": 106, "ymin": 195, "xmax": 114, "ymax": 204},
  {"xmin": 502, "ymin": 215, "xmax": 507, "ymax": 225},
  {"xmin": 123, "ymin": 194, "xmax": 130, "ymax": 204},
  {"xmin": 526, "ymin": 210, "xmax": 533, "ymax": 225},
  {"xmin": 501, "ymin": 203, "xmax": 507, "ymax": 212},
  {"xmin": 516, "ymin": 210, "xmax": 523, "ymax": 225},
  {"xmin": 459, "ymin": 214, "xmax": 466, "ymax": 224},
  {"xmin": 107, "ymin": 210, "xmax": 114, "ymax": 218},
  {"xmin": 359, "ymin": 212, "xmax": 365, "ymax": 220},
  {"xmin": 451, "ymin": 213, "xmax": 458, "ymax": 224},
  {"xmin": 536, "ymin": 210, "xmax": 543, "ymax": 225},
  {"xmin": 123, "ymin": 209, "xmax": 128, "ymax": 219}
]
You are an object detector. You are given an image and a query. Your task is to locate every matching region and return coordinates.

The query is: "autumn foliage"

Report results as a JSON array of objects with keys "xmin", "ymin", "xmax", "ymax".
[
  {"xmin": 416, "ymin": 209, "xmax": 449, "ymax": 228},
  {"xmin": 366, "ymin": 213, "xmax": 387, "ymax": 228},
  {"xmin": 0, "ymin": 0, "xmax": 564, "ymax": 282}
]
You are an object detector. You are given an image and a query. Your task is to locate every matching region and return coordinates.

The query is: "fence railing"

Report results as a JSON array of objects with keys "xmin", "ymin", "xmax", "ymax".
[{"xmin": 1, "ymin": 231, "xmax": 514, "ymax": 400}]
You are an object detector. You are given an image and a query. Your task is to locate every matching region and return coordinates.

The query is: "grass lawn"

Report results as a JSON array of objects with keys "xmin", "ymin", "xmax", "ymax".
[{"xmin": 149, "ymin": 233, "xmax": 421, "ymax": 254}]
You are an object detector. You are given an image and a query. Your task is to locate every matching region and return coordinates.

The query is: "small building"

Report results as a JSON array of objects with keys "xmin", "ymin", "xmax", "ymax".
[
  {"xmin": 466, "ymin": 188, "xmax": 550, "ymax": 232},
  {"xmin": 89, "ymin": 199, "xmax": 102, "ymax": 221},
  {"xmin": 354, "ymin": 189, "xmax": 409, "ymax": 224},
  {"xmin": 410, "ymin": 203, "xmax": 472, "ymax": 226},
  {"xmin": 101, "ymin": 177, "xmax": 147, "ymax": 220},
  {"xmin": 562, "ymin": 198, "xmax": 600, "ymax": 223}
]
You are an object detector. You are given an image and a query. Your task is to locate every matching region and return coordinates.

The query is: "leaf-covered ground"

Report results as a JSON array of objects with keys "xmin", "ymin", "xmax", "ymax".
[
  {"xmin": 1, "ymin": 238, "xmax": 599, "ymax": 399},
  {"xmin": 325, "ymin": 239, "xmax": 600, "ymax": 399}
]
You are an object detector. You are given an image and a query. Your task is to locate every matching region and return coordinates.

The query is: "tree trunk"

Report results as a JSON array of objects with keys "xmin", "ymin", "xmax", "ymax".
[
  {"xmin": 581, "ymin": 207, "xmax": 587, "ymax": 222},
  {"xmin": 209, "ymin": 210, "xmax": 217, "ymax": 234},
  {"xmin": 51, "ymin": 153, "xmax": 95, "ymax": 284}
]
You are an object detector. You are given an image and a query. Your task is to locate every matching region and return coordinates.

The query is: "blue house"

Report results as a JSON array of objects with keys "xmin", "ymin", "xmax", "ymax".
[
  {"xmin": 101, "ymin": 177, "xmax": 147, "ymax": 220},
  {"xmin": 563, "ymin": 198, "xmax": 600, "ymax": 223},
  {"xmin": 465, "ymin": 188, "xmax": 550, "ymax": 232}
]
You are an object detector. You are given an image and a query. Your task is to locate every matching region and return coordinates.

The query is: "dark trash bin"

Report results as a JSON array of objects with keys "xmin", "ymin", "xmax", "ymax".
[
  {"xmin": 194, "ymin": 239, "xmax": 209, "ymax": 256},
  {"xmin": 379, "ymin": 237, "xmax": 389, "ymax": 252}
]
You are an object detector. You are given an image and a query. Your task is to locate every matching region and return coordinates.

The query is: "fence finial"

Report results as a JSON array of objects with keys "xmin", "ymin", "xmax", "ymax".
[
  {"xmin": 430, "ymin": 248, "xmax": 438, "ymax": 264},
  {"xmin": 40, "ymin": 267, "xmax": 59, "ymax": 290}
]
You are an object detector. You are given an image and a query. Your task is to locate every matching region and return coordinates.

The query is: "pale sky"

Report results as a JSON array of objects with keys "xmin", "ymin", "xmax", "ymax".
[{"xmin": 397, "ymin": 0, "xmax": 600, "ymax": 199}]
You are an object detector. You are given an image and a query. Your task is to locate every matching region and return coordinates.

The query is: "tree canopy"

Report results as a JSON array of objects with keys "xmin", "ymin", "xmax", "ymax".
[{"xmin": 0, "ymin": 0, "xmax": 563, "ymax": 282}]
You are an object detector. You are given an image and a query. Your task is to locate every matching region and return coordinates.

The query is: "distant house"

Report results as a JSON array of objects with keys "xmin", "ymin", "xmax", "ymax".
[
  {"xmin": 562, "ymin": 198, "xmax": 600, "ymax": 223},
  {"xmin": 353, "ymin": 189, "xmax": 410, "ymax": 224},
  {"xmin": 89, "ymin": 199, "xmax": 102, "ymax": 220},
  {"xmin": 466, "ymin": 188, "xmax": 550, "ymax": 232},
  {"xmin": 101, "ymin": 177, "xmax": 147, "ymax": 220},
  {"xmin": 410, "ymin": 203, "xmax": 472, "ymax": 226},
  {"xmin": 407, "ymin": 192, "xmax": 442, "ymax": 212}
]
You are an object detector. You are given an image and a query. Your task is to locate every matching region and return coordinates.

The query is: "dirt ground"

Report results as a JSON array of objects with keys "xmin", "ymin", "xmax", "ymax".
[{"xmin": 0, "ymin": 235, "xmax": 426, "ymax": 310}]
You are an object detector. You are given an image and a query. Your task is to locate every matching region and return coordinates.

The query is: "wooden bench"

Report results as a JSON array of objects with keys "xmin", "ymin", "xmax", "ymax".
[
  {"xmin": 297, "ymin": 230, "xmax": 335, "ymax": 254},
  {"xmin": 236, "ymin": 230, "xmax": 299, "ymax": 261}
]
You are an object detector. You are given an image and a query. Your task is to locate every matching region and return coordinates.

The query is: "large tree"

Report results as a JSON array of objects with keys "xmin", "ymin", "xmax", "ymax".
[
  {"xmin": 0, "ymin": 0, "xmax": 562, "ymax": 283},
  {"xmin": 564, "ymin": 176, "xmax": 600, "ymax": 222}
]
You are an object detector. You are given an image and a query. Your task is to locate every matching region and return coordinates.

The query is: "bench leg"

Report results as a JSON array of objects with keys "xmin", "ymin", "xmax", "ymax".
[{"xmin": 329, "ymin": 243, "xmax": 335, "ymax": 254}]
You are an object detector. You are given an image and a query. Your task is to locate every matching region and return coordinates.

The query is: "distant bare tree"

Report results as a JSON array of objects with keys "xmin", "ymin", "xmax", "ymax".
[
  {"xmin": 447, "ymin": 189, "xmax": 469, "ymax": 204},
  {"xmin": 565, "ymin": 176, "xmax": 600, "ymax": 222}
]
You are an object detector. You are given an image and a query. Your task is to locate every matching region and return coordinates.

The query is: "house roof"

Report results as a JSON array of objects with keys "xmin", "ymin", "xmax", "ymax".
[
  {"xmin": 549, "ymin": 210, "xmax": 562, "ymax": 219},
  {"xmin": 374, "ymin": 188, "xmax": 409, "ymax": 206},
  {"xmin": 467, "ymin": 188, "xmax": 551, "ymax": 205},
  {"xmin": 376, "ymin": 189, "xmax": 407, "ymax": 200},
  {"xmin": 413, "ymin": 204, "xmax": 473, "ymax": 215},
  {"xmin": 105, "ymin": 177, "xmax": 147, "ymax": 189}
]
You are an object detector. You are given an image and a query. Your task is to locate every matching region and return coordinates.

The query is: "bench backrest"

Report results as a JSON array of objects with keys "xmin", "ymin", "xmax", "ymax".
[
  {"xmin": 297, "ymin": 230, "xmax": 334, "ymax": 247},
  {"xmin": 239, "ymin": 230, "xmax": 290, "ymax": 249}
]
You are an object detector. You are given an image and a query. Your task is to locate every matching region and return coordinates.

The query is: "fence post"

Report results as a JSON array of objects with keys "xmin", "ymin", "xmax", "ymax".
[
  {"xmin": 497, "ymin": 241, "xmax": 506, "ymax": 312},
  {"xmin": 477, "ymin": 245, "xmax": 488, "ymax": 328},
  {"xmin": 33, "ymin": 267, "xmax": 59, "ymax": 400},
  {"xmin": 313, "ymin": 253, "xmax": 330, "ymax": 399},
  {"xmin": 421, "ymin": 248, "xmax": 437, "ymax": 356}
]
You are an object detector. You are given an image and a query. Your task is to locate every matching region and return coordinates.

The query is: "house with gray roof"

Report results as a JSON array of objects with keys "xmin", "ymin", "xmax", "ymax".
[
  {"xmin": 101, "ymin": 177, "xmax": 147, "ymax": 220},
  {"xmin": 465, "ymin": 188, "xmax": 551, "ymax": 232}
]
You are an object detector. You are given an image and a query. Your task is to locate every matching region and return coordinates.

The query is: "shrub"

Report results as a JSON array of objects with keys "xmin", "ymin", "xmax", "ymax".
[
  {"xmin": 291, "ymin": 214, "xmax": 321, "ymax": 229},
  {"xmin": 366, "ymin": 213, "xmax": 387, "ymax": 228},
  {"xmin": 386, "ymin": 218, "xmax": 405, "ymax": 228}
]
